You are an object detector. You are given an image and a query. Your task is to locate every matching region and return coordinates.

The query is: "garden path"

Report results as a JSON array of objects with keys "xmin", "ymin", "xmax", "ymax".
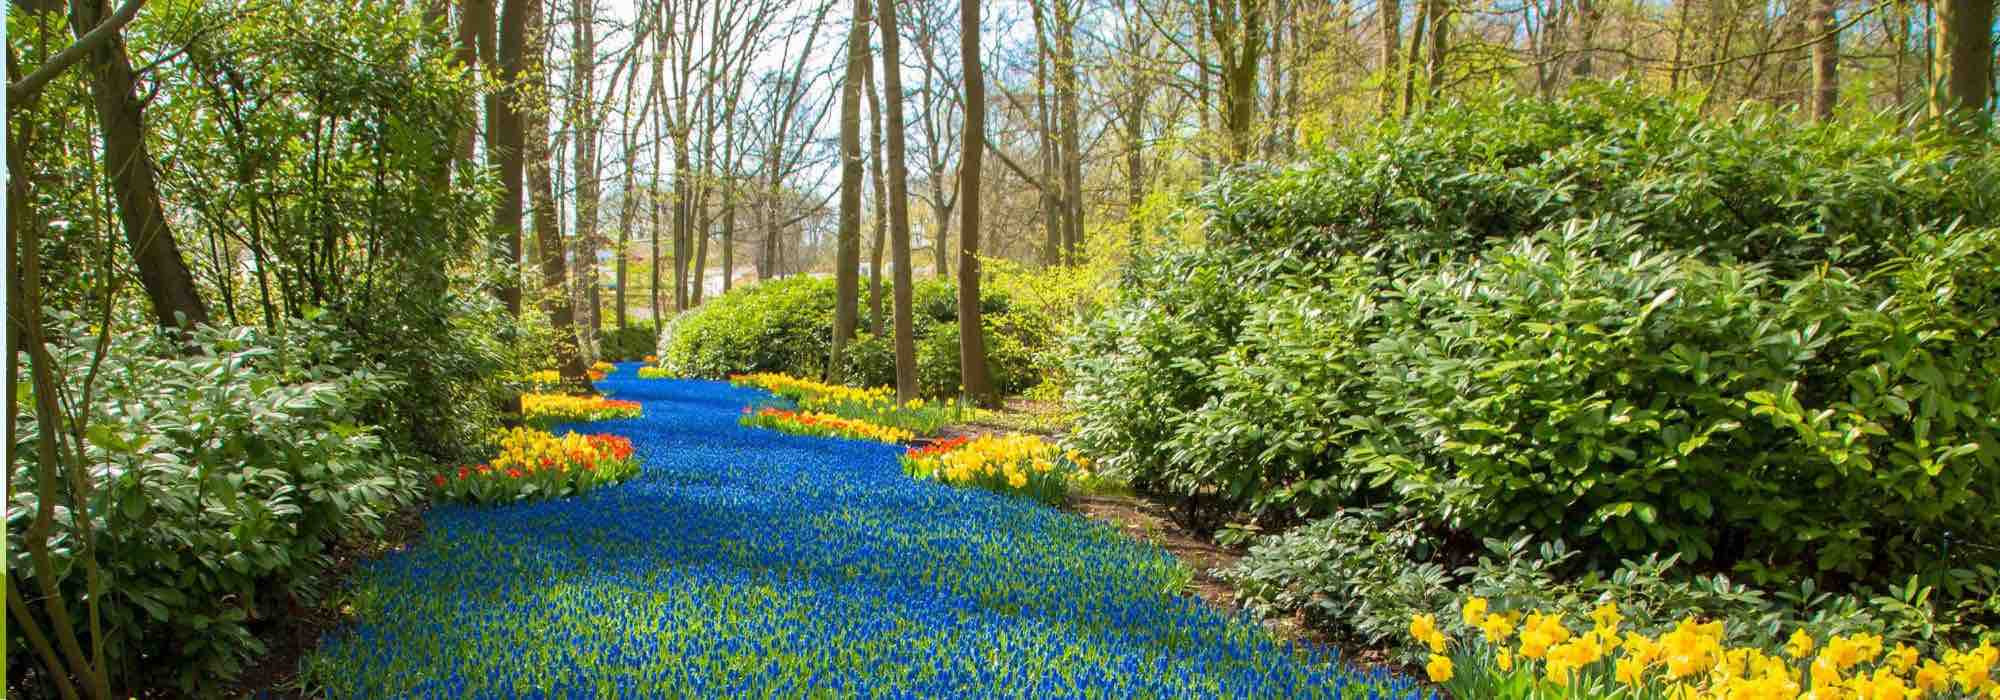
[{"xmin": 307, "ymin": 363, "xmax": 1420, "ymax": 698}]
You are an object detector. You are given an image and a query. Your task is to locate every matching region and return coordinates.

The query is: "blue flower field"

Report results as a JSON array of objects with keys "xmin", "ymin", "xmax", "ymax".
[{"xmin": 306, "ymin": 363, "xmax": 1424, "ymax": 698}]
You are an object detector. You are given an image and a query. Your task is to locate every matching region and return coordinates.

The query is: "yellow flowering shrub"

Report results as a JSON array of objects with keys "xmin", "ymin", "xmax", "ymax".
[
  {"xmin": 1415, "ymin": 598, "xmax": 2000, "ymax": 699},
  {"xmin": 900, "ymin": 434, "xmax": 1092, "ymax": 506}
]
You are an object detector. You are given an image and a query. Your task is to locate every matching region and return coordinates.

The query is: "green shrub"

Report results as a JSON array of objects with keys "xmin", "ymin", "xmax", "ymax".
[
  {"xmin": 661, "ymin": 276, "xmax": 1054, "ymax": 398},
  {"xmin": 1069, "ymin": 89, "xmax": 2000, "ymax": 613},
  {"xmin": 7, "ymin": 321, "xmax": 421, "ymax": 692},
  {"xmin": 657, "ymin": 276, "xmax": 836, "ymax": 380},
  {"xmin": 598, "ymin": 322, "xmax": 659, "ymax": 361}
]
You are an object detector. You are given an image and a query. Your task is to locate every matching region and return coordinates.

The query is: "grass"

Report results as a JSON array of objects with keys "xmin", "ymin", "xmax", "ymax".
[{"xmin": 304, "ymin": 364, "xmax": 1426, "ymax": 698}]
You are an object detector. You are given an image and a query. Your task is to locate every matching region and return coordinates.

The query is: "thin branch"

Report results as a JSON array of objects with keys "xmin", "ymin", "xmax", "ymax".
[{"xmin": 7, "ymin": 0, "xmax": 147, "ymax": 103}]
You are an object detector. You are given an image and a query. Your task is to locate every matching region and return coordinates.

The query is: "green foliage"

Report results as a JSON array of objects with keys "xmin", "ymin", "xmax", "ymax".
[
  {"xmin": 660, "ymin": 277, "xmax": 1054, "ymax": 398},
  {"xmin": 7, "ymin": 320, "xmax": 421, "ymax": 692},
  {"xmin": 657, "ymin": 276, "xmax": 837, "ymax": 380},
  {"xmin": 1071, "ymin": 89, "xmax": 2000, "ymax": 626},
  {"xmin": 597, "ymin": 322, "xmax": 660, "ymax": 361}
]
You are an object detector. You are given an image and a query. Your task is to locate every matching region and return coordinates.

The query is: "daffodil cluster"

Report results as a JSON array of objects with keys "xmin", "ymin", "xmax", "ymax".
[
  {"xmin": 636, "ymin": 366, "xmax": 675, "ymax": 379},
  {"xmin": 521, "ymin": 393, "xmax": 643, "ymax": 424},
  {"xmin": 738, "ymin": 407, "xmax": 914, "ymax": 444},
  {"xmin": 524, "ymin": 367, "xmax": 608, "ymax": 388},
  {"xmin": 730, "ymin": 372, "xmax": 951, "ymax": 434},
  {"xmin": 1416, "ymin": 597, "xmax": 2000, "ymax": 699},
  {"xmin": 433, "ymin": 427, "xmax": 639, "ymax": 504},
  {"xmin": 900, "ymin": 433, "xmax": 1091, "ymax": 506}
]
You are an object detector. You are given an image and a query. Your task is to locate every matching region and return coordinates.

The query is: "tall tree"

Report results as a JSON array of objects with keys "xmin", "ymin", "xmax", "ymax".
[
  {"xmin": 494, "ymin": 0, "xmax": 529, "ymax": 317},
  {"xmin": 878, "ymin": 0, "xmax": 921, "ymax": 400},
  {"xmin": 1379, "ymin": 0, "xmax": 1400, "ymax": 116},
  {"xmin": 830, "ymin": 0, "xmax": 870, "ymax": 381},
  {"xmin": 865, "ymin": 56, "xmax": 890, "ymax": 336},
  {"xmin": 526, "ymin": 0, "xmax": 590, "ymax": 390},
  {"xmin": 957, "ymin": 0, "xmax": 997, "ymax": 406},
  {"xmin": 1207, "ymin": 0, "xmax": 1267, "ymax": 162},
  {"xmin": 571, "ymin": 0, "xmax": 603, "ymax": 357},
  {"xmin": 1928, "ymin": 0, "xmax": 1995, "ymax": 123},
  {"xmin": 69, "ymin": 0, "xmax": 211, "ymax": 329},
  {"xmin": 1809, "ymin": 0, "xmax": 1839, "ymax": 121},
  {"xmin": 1054, "ymin": 0, "xmax": 1083, "ymax": 262}
]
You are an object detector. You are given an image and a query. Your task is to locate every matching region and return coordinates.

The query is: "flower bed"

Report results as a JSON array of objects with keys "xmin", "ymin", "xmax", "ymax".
[
  {"xmin": 901, "ymin": 433, "xmax": 1090, "ymax": 506},
  {"xmin": 739, "ymin": 406, "xmax": 912, "ymax": 444},
  {"xmin": 308, "ymin": 378, "xmax": 1420, "ymax": 698},
  {"xmin": 730, "ymin": 372, "xmax": 952, "ymax": 434},
  {"xmin": 433, "ymin": 427, "xmax": 640, "ymax": 504},
  {"xmin": 525, "ymin": 367, "xmax": 608, "ymax": 388},
  {"xmin": 521, "ymin": 392, "xmax": 642, "ymax": 424},
  {"xmin": 1413, "ymin": 599, "xmax": 1999, "ymax": 699},
  {"xmin": 637, "ymin": 366, "xmax": 674, "ymax": 379}
]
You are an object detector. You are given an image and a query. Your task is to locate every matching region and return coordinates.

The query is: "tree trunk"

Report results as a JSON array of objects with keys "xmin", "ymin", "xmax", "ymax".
[
  {"xmin": 1055, "ymin": 0, "xmax": 1083, "ymax": 263},
  {"xmin": 494, "ymin": 0, "xmax": 528, "ymax": 317},
  {"xmin": 1928, "ymin": 0, "xmax": 1995, "ymax": 123},
  {"xmin": 878, "ymin": 0, "xmax": 921, "ymax": 400},
  {"xmin": 524, "ymin": 0, "xmax": 589, "ymax": 391},
  {"xmin": 958, "ymin": 0, "xmax": 997, "ymax": 406},
  {"xmin": 456, "ymin": 0, "xmax": 482, "ymax": 165},
  {"xmin": 831, "ymin": 0, "xmax": 870, "ymax": 382},
  {"xmin": 1209, "ymin": 0, "xmax": 1266, "ymax": 163},
  {"xmin": 866, "ymin": 55, "xmax": 889, "ymax": 336},
  {"xmin": 572, "ymin": 0, "xmax": 602, "ymax": 358},
  {"xmin": 1573, "ymin": 0, "xmax": 1598, "ymax": 79},
  {"xmin": 1379, "ymin": 0, "xmax": 1400, "ymax": 116},
  {"xmin": 1424, "ymin": 0, "xmax": 1448, "ymax": 104},
  {"xmin": 931, "ymin": 177, "xmax": 953, "ymax": 280},
  {"xmin": 70, "ymin": 0, "xmax": 210, "ymax": 330},
  {"xmin": 1400, "ymin": 0, "xmax": 1426, "ymax": 117},
  {"xmin": 1031, "ymin": 0, "xmax": 1062, "ymax": 266},
  {"xmin": 1809, "ymin": 0, "xmax": 1839, "ymax": 121}
]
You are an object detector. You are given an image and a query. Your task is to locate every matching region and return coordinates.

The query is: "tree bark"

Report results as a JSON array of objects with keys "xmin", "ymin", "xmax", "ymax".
[
  {"xmin": 1380, "ymin": 0, "xmax": 1400, "ymax": 116},
  {"xmin": 866, "ymin": 55, "xmax": 889, "ymax": 335},
  {"xmin": 1809, "ymin": 0, "xmax": 1839, "ymax": 121},
  {"xmin": 572, "ymin": 0, "xmax": 603, "ymax": 356},
  {"xmin": 70, "ymin": 0, "xmax": 210, "ymax": 329},
  {"xmin": 831, "ymin": 0, "xmax": 870, "ymax": 382},
  {"xmin": 1055, "ymin": 0, "xmax": 1083, "ymax": 263},
  {"xmin": 958, "ymin": 0, "xmax": 997, "ymax": 406},
  {"xmin": 494, "ymin": 0, "xmax": 528, "ymax": 316},
  {"xmin": 878, "ymin": 0, "xmax": 920, "ymax": 400},
  {"xmin": 525, "ymin": 0, "xmax": 589, "ymax": 391},
  {"xmin": 1928, "ymin": 0, "xmax": 1995, "ymax": 123}
]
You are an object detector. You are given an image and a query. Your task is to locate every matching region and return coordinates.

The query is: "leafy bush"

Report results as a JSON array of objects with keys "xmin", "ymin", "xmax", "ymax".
[
  {"xmin": 7, "ymin": 321, "xmax": 421, "ymax": 691},
  {"xmin": 1071, "ymin": 88, "xmax": 2000, "ymax": 632},
  {"xmin": 659, "ymin": 276, "xmax": 1052, "ymax": 398},
  {"xmin": 598, "ymin": 322, "xmax": 659, "ymax": 361}
]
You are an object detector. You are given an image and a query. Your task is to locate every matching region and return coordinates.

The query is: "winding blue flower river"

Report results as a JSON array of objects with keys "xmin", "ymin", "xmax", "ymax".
[{"xmin": 308, "ymin": 363, "xmax": 1421, "ymax": 698}]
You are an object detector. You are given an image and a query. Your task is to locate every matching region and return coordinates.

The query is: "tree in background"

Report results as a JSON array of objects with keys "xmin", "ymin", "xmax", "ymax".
[
  {"xmin": 957, "ymin": 0, "xmax": 998, "ymax": 407},
  {"xmin": 830, "ymin": 0, "xmax": 871, "ymax": 382}
]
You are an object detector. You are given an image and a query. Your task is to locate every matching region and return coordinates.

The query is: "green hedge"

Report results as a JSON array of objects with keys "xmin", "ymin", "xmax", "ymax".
[
  {"xmin": 655, "ymin": 276, "xmax": 1043, "ymax": 397},
  {"xmin": 598, "ymin": 322, "xmax": 659, "ymax": 361},
  {"xmin": 1068, "ymin": 89, "xmax": 2000, "ymax": 596}
]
